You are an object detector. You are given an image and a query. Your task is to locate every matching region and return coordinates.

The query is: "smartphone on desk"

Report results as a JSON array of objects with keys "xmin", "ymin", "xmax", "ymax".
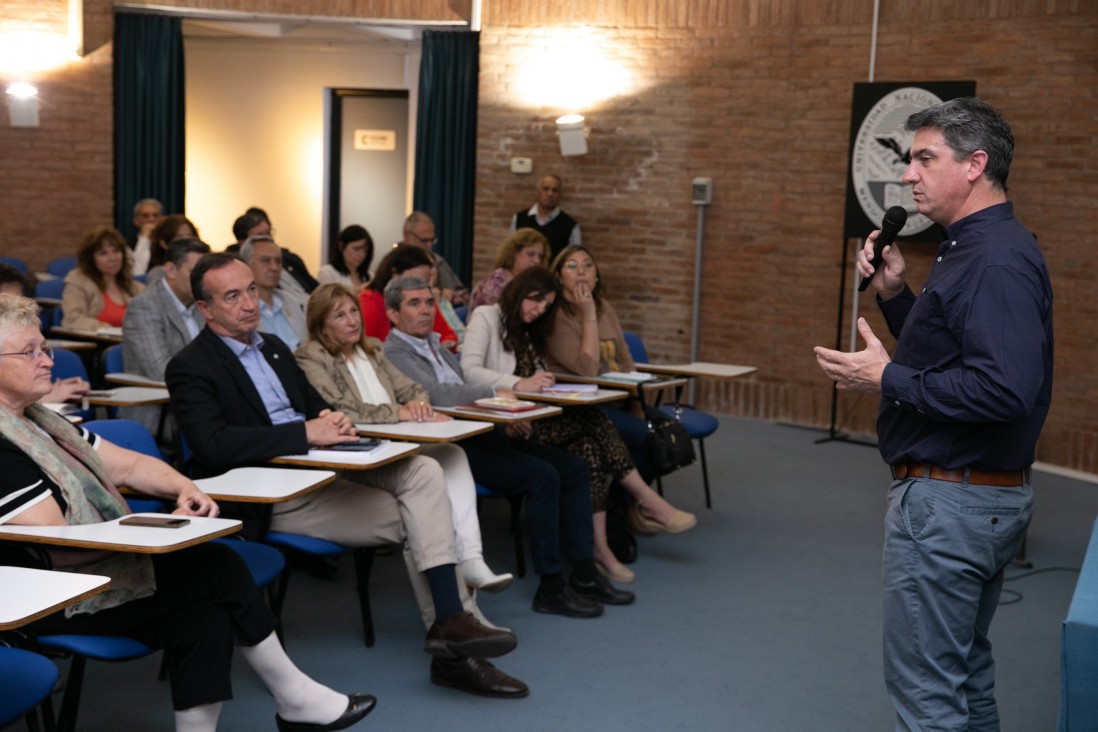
[
  {"xmin": 327, "ymin": 438, "xmax": 382, "ymax": 452},
  {"xmin": 120, "ymin": 516, "xmax": 190, "ymax": 529}
]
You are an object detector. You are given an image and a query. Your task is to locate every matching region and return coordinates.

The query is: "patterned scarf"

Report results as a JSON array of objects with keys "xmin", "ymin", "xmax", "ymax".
[{"xmin": 0, "ymin": 404, "xmax": 155, "ymax": 616}]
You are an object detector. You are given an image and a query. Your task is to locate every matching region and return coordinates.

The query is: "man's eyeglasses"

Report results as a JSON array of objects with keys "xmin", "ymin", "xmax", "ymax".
[
  {"xmin": 411, "ymin": 232, "xmax": 439, "ymax": 247},
  {"xmin": 0, "ymin": 346, "xmax": 54, "ymax": 361}
]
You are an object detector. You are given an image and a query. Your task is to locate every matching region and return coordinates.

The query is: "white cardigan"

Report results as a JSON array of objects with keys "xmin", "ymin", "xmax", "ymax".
[{"xmin": 460, "ymin": 304, "xmax": 522, "ymax": 390}]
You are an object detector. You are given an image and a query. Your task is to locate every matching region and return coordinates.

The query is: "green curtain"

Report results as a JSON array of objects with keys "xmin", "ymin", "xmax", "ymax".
[
  {"xmin": 113, "ymin": 12, "xmax": 185, "ymax": 243},
  {"xmin": 413, "ymin": 30, "xmax": 480, "ymax": 283}
]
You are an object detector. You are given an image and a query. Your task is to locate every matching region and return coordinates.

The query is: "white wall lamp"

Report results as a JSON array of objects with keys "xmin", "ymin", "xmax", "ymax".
[
  {"xmin": 6, "ymin": 82, "xmax": 40, "ymax": 127},
  {"xmin": 555, "ymin": 114, "xmax": 587, "ymax": 156}
]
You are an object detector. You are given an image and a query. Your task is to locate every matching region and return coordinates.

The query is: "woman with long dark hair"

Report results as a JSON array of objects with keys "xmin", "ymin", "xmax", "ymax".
[
  {"xmin": 318, "ymin": 225, "xmax": 373, "ymax": 291},
  {"xmin": 462, "ymin": 268, "xmax": 696, "ymax": 584},
  {"xmin": 61, "ymin": 227, "xmax": 144, "ymax": 330}
]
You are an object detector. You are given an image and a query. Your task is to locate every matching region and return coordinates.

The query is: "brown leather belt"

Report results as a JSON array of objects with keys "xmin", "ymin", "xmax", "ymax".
[{"xmin": 891, "ymin": 463, "xmax": 1029, "ymax": 487}]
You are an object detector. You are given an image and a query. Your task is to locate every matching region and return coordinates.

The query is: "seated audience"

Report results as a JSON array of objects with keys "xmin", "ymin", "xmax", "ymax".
[
  {"xmin": 165, "ymin": 254, "xmax": 526, "ymax": 698},
  {"xmin": 144, "ymin": 214, "xmax": 199, "ymax": 287},
  {"xmin": 62, "ymin": 227, "xmax": 144, "ymax": 330},
  {"xmin": 469, "ymin": 228, "xmax": 548, "ymax": 315},
  {"xmin": 462, "ymin": 268, "xmax": 696, "ymax": 584},
  {"xmin": 121, "ymin": 237, "xmax": 210, "ymax": 437},
  {"xmin": 231, "ymin": 208, "xmax": 319, "ymax": 297},
  {"xmin": 402, "ymin": 211, "xmax": 467, "ymax": 306},
  {"xmin": 129, "ymin": 197, "xmax": 163, "ymax": 275},
  {"xmin": 359, "ymin": 245, "xmax": 457, "ymax": 349},
  {"xmin": 0, "ymin": 263, "xmax": 26, "ymax": 296},
  {"xmin": 294, "ymin": 283, "xmax": 512, "ymax": 592},
  {"xmin": 317, "ymin": 225, "xmax": 373, "ymax": 290},
  {"xmin": 429, "ymin": 253, "xmax": 466, "ymax": 346},
  {"xmin": 0, "ymin": 293, "xmax": 375, "ymax": 732},
  {"xmin": 546, "ymin": 244, "xmax": 655, "ymax": 482},
  {"xmin": 239, "ymin": 235, "xmax": 307, "ymax": 350},
  {"xmin": 383, "ymin": 276, "xmax": 633, "ymax": 615}
]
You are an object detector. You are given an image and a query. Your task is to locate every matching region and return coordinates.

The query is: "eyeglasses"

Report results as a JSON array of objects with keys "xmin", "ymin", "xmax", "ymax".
[
  {"xmin": 0, "ymin": 346, "xmax": 54, "ymax": 361},
  {"xmin": 563, "ymin": 261, "xmax": 596, "ymax": 271},
  {"xmin": 411, "ymin": 232, "xmax": 439, "ymax": 247}
]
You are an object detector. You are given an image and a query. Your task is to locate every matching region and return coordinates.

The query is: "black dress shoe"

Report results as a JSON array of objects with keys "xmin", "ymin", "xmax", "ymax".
[
  {"xmin": 430, "ymin": 656, "xmax": 529, "ymax": 698},
  {"xmin": 424, "ymin": 611, "xmax": 517, "ymax": 658},
  {"xmin": 533, "ymin": 584, "xmax": 604, "ymax": 618},
  {"xmin": 569, "ymin": 573, "xmax": 635, "ymax": 605},
  {"xmin": 275, "ymin": 694, "xmax": 377, "ymax": 731}
]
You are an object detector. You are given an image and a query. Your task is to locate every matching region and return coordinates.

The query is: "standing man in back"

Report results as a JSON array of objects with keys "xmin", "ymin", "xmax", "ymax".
[
  {"xmin": 510, "ymin": 174, "xmax": 581, "ymax": 260},
  {"xmin": 814, "ymin": 97, "xmax": 1053, "ymax": 731}
]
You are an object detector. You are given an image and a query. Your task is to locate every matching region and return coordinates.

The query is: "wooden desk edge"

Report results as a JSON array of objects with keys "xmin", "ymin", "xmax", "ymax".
[
  {"xmin": 203, "ymin": 472, "xmax": 339, "ymax": 504},
  {"xmin": 0, "ymin": 578, "xmax": 111, "ymax": 631},
  {"xmin": 355, "ymin": 423, "xmax": 494, "ymax": 442},
  {"xmin": 433, "ymin": 405, "xmax": 563, "ymax": 422},
  {"xmin": 634, "ymin": 362, "xmax": 757, "ymax": 379},
  {"xmin": 0, "ymin": 523, "xmax": 241, "ymax": 554},
  {"xmin": 270, "ymin": 445, "xmax": 421, "ymax": 470}
]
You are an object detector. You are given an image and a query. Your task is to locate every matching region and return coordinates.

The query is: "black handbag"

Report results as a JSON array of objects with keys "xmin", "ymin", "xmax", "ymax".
[{"xmin": 643, "ymin": 406, "xmax": 696, "ymax": 477}]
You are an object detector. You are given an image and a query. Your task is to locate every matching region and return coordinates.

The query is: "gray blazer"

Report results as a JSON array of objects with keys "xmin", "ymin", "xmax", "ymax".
[
  {"xmin": 383, "ymin": 332, "xmax": 494, "ymax": 407},
  {"xmin": 121, "ymin": 280, "xmax": 203, "ymax": 437}
]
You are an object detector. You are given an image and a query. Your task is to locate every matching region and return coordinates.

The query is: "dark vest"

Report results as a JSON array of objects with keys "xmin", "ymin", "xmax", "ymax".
[{"xmin": 515, "ymin": 209, "xmax": 577, "ymax": 260}]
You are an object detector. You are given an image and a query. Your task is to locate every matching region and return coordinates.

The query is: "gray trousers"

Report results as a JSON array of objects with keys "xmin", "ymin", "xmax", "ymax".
[{"xmin": 882, "ymin": 475, "xmax": 1033, "ymax": 732}]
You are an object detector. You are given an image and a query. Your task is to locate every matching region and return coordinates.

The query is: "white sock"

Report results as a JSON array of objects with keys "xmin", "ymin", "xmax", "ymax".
[
  {"xmin": 239, "ymin": 632, "xmax": 347, "ymax": 724},
  {"xmin": 175, "ymin": 702, "xmax": 222, "ymax": 732}
]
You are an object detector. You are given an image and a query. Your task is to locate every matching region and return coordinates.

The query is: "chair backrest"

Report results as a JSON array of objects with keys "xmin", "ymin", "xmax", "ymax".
[
  {"xmin": 84, "ymin": 419, "xmax": 164, "ymax": 461},
  {"xmin": 103, "ymin": 344, "xmax": 124, "ymax": 373},
  {"xmin": 46, "ymin": 256, "xmax": 77, "ymax": 278},
  {"xmin": 0, "ymin": 256, "xmax": 27, "ymax": 273},
  {"xmin": 34, "ymin": 278, "xmax": 65, "ymax": 300},
  {"xmin": 622, "ymin": 330, "xmax": 649, "ymax": 363},
  {"xmin": 50, "ymin": 348, "xmax": 89, "ymax": 381}
]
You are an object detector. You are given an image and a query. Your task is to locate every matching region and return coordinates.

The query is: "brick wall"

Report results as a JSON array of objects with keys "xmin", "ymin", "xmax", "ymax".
[
  {"xmin": 474, "ymin": 1, "xmax": 1098, "ymax": 472},
  {"xmin": 1, "ymin": 1, "xmax": 1096, "ymax": 470}
]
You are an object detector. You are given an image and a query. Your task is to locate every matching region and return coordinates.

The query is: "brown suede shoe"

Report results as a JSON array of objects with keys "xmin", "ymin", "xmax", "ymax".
[
  {"xmin": 430, "ymin": 657, "xmax": 529, "ymax": 698},
  {"xmin": 424, "ymin": 611, "xmax": 517, "ymax": 659}
]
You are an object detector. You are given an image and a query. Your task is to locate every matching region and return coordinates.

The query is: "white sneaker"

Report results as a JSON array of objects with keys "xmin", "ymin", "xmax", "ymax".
[{"xmin": 460, "ymin": 558, "xmax": 514, "ymax": 593}]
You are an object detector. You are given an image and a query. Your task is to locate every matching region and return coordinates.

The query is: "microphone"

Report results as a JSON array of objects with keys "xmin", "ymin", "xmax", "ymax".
[{"xmin": 858, "ymin": 206, "xmax": 908, "ymax": 292}]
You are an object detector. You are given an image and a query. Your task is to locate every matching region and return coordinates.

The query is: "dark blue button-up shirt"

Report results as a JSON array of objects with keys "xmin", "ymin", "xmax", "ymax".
[{"xmin": 877, "ymin": 201, "xmax": 1053, "ymax": 470}]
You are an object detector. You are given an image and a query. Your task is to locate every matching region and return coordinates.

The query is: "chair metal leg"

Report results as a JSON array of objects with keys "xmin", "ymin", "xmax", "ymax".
[
  {"xmin": 56, "ymin": 655, "xmax": 86, "ymax": 732},
  {"xmin": 698, "ymin": 438, "xmax": 712, "ymax": 509},
  {"xmin": 655, "ymin": 475, "xmax": 664, "ymax": 497},
  {"xmin": 507, "ymin": 496, "xmax": 526, "ymax": 578},
  {"xmin": 352, "ymin": 549, "xmax": 376, "ymax": 648},
  {"xmin": 271, "ymin": 567, "xmax": 292, "ymax": 646}
]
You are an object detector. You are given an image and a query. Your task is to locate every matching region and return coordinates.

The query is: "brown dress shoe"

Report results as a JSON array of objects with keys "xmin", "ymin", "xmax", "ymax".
[
  {"xmin": 430, "ymin": 657, "xmax": 529, "ymax": 698},
  {"xmin": 424, "ymin": 611, "xmax": 517, "ymax": 659}
]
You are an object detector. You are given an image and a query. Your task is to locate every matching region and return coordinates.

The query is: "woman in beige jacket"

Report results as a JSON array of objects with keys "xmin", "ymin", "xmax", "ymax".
[
  {"xmin": 61, "ymin": 227, "xmax": 143, "ymax": 330},
  {"xmin": 294, "ymin": 284, "xmax": 512, "ymax": 593}
]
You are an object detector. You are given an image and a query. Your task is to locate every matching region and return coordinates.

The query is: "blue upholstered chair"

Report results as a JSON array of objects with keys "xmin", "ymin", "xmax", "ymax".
[
  {"xmin": 475, "ymin": 483, "xmax": 526, "ymax": 578},
  {"xmin": 102, "ymin": 343, "xmax": 124, "ymax": 374},
  {"xmin": 0, "ymin": 255, "xmax": 27, "ymax": 273},
  {"xmin": 623, "ymin": 331, "xmax": 720, "ymax": 509},
  {"xmin": 49, "ymin": 348, "xmax": 93, "ymax": 422},
  {"xmin": 0, "ymin": 646, "xmax": 58, "ymax": 732},
  {"xmin": 46, "ymin": 257, "xmax": 77, "ymax": 279}
]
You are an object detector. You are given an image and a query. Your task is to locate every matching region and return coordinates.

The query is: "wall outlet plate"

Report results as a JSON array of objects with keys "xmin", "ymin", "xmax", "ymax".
[{"xmin": 510, "ymin": 157, "xmax": 533, "ymax": 174}]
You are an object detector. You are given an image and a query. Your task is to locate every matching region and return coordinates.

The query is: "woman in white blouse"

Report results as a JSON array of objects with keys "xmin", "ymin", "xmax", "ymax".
[
  {"xmin": 294, "ymin": 284, "xmax": 512, "ymax": 593},
  {"xmin": 317, "ymin": 225, "xmax": 373, "ymax": 291}
]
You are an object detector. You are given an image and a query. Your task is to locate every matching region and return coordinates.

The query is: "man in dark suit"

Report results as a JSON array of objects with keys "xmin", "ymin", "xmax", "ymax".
[{"xmin": 165, "ymin": 253, "xmax": 528, "ymax": 698}]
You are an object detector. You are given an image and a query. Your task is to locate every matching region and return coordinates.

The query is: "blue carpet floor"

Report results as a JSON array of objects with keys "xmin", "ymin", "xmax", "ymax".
[{"xmin": 60, "ymin": 417, "xmax": 1098, "ymax": 731}]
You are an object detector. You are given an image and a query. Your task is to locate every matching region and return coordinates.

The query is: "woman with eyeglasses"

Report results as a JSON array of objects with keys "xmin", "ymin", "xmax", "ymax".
[
  {"xmin": 544, "ymin": 245, "xmax": 692, "ymax": 538},
  {"xmin": 61, "ymin": 227, "xmax": 144, "ymax": 330},
  {"xmin": 461, "ymin": 267, "xmax": 695, "ymax": 584},
  {"xmin": 0, "ymin": 294, "xmax": 375, "ymax": 732}
]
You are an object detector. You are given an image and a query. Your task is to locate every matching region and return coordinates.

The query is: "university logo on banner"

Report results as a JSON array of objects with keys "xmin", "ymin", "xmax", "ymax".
[{"xmin": 844, "ymin": 81, "xmax": 976, "ymax": 243}]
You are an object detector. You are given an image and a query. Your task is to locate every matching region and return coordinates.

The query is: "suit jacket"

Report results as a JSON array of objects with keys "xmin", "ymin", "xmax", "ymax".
[
  {"xmin": 165, "ymin": 327, "xmax": 332, "ymax": 539},
  {"xmin": 383, "ymin": 332, "xmax": 494, "ymax": 407},
  {"xmin": 294, "ymin": 338, "xmax": 426, "ymax": 424}
]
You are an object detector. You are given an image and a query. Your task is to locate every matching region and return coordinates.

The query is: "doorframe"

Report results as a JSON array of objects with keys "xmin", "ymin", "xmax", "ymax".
[{"xmin": 322, "ymin": 87, "xmax": 411, "ymax": 259}]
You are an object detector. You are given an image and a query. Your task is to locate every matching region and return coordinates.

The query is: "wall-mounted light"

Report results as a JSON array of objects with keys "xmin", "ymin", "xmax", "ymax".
[
  {"xmin": 7, "ymin": 82, "xmax": 39, "ymax": 127},
  {"xmin": 556, "ymin": 114, "xmax": 587, "ymax": 156}
]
